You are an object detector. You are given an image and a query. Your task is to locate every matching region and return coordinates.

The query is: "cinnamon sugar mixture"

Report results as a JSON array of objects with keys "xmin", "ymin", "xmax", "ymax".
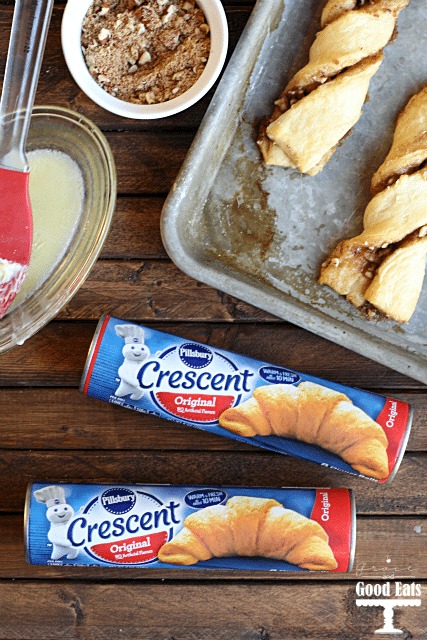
[{"xmin": 81, "ymin": 0, "xmax": 211, "ymax": 105}]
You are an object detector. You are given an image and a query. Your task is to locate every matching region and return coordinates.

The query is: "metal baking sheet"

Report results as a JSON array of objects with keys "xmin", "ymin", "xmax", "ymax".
[{"xmin": 161, "ymin": 0, "xmax": 427, "ymax": 384}]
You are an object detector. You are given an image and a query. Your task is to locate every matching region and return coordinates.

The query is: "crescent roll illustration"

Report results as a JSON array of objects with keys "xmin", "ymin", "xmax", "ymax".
[
  {"xmin": 218, "ymin": 381, "xmax": 389, "ymax": 479},
  {"xmin": 158, "ymin": 495, "xmax": 338, "ymax": 571},
  {"xmin": 258, "ymin": 0, "xmax": 410, "ymax": 175},
  {"xmin": 319, "ymin": 87, "xmax": 427, "ymax": 322}
]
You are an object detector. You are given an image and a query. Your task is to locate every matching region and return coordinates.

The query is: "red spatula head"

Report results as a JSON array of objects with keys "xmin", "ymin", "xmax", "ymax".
[{"xmin": 0, "ymin": 166, "xmax": 32, "ymax": 318}]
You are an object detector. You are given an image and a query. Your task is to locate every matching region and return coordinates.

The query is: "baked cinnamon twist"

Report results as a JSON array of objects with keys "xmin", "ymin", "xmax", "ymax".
[
  {"xmin": 258, "ymin": 0, "xmax": 410, "ymax": 175},
  {"xmin": 319, "ymin": 87, "xmax": 427, "ymax": 323}
]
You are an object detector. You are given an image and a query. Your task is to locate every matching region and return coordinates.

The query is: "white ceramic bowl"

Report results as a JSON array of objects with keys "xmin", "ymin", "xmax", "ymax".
[{"xmin": 61, "ymin": 0, "xmax": 228, "ymax": 119}]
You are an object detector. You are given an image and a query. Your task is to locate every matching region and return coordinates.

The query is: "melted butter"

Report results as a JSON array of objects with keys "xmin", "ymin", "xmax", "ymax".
[{"xmin": 12, "ymin": 148, "xmax": 84, "ymax": 306}]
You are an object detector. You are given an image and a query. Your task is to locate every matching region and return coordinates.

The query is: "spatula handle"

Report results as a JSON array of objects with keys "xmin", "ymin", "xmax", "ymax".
[{"xmin": 0, "ymin": 0, "xmax": 54, "ymax": 171}]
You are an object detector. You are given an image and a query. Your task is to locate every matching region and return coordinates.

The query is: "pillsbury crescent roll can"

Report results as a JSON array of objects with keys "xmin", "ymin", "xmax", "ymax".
[
  {"xmin": 81, "ymin": 315, "xmax": 413, "ymax": 483},
  {"xmin": 25, "ymin": 483, "xmax": 356, "ymax": 572}
]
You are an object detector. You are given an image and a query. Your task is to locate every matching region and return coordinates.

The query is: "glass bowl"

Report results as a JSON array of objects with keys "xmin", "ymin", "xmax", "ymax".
[{"xmin": 0, "ymin": 105, "xmax": 116, "ymax": 353}]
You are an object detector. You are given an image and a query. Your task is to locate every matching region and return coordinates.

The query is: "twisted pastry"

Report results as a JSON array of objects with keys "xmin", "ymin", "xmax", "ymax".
[
  {"xmin": 158, "ymin": 496, "xmax": 338, "ymax": 570},
  {"xmin": 219, "ymin": 381, "xmax": 389, "ymax": 479},
  {"xmin": 258, "ymin": 0, "xmax": 410, "ymax": 175},
  {"xmin": 319, "ymin": 87, "xmax": 427, "ymax": 322}
]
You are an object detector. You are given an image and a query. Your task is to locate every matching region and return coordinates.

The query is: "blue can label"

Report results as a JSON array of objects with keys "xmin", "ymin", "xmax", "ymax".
[
  {"xmin": 81, "ymin": 316, "xmax": 411, "ymax": 482},
  {"xmin": 27, "ymin": 484, "xmax": 354, "ymax": 572}
]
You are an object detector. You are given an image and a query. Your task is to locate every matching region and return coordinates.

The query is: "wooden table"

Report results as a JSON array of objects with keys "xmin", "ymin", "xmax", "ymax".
[{"xmin": 0, "ymin": 2, "xmax": 426, "ymax": 638}]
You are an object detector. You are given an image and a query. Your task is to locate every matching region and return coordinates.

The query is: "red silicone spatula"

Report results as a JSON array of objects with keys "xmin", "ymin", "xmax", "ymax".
[{"xmin": 0, "ymin": 0, "xmax": 54, "ymax": 318}]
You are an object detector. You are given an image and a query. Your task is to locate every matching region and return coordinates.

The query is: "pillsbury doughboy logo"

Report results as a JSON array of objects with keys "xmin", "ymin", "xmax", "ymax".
[
  {"xmin": 101, "ymin": 488, "xmax": 136, "ymax": 515},
  {"xmin": 112, "ymin": 324, "xmax": 253, "ymax": 425},
  {"xmin": 179, "ymin": 343, "xmax": 213, "ymax": 369}
]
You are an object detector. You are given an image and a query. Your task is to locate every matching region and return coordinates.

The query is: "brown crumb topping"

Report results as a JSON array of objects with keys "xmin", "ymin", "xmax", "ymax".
[{"xmin": 81, "ymin": 0, "xmax": 211, "ymax": 105}]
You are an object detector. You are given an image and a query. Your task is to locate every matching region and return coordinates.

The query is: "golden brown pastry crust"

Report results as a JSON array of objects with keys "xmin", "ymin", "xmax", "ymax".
[
  {"xmin": 364, "ymin": 233, "xmax": 427, "ymax": 322},
  {"xmin": 158, "ymin": 495, "xmax": 338, "ymax": 570},
  {"xmin": 219, "ymin": 381, "xmax": 389, "ymax": 479},
  {"xmin": 319, "ymin": 88, "xmax": 427, "ymax": 322},
  {"xmin": 371, "ymin": 86, "xmax": 427, "ymax": 194},
  {"xmin": 265, "ymin": 56, "xmax": 383, "ymax": 175},
  {"xmin": 258, "ymin": 0, "xmax": 410, "ymax": 175},
  {"xmin": 322, "ymin": 0, "xmax": 411, "ymax": 27}
]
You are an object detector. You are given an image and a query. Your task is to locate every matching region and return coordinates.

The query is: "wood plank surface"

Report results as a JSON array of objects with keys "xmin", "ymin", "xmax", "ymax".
[
  {"xmin": 0, "ymin": 322, "xmax": 420, "ymax": 389},
  {"xmin": 0, "ymin": 389, "xmax": 425, "ymax": 451},
  {"xmin": 0, "ymin": 0, "xmax": 426, "ymax": 637},
  {"xmin": 57, "ymin": 261, "xmax": 279, "ymax": 322},
  {"xmin": 0, "ymin": 581, "xmax": 425, "ymax": 640},
  {"xmin": 0, "ymin": 451, "xmax": 425, "ymax": 515},
  {"xmin": 104, "ymin": 131, "xmax": 192, "ymax": 193},
  {"xmin": 99, "ymin": 197, "xmax": 167, "ymax": 259},
  {"xmin": 1, "ymin": 515, "xmax": 426, "ymax": 581}
]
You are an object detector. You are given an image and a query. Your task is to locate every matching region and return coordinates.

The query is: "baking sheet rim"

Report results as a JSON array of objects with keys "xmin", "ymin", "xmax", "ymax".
[{"xmin": 161, "ymin": 0, "xmax": 427, "ymax": 385}]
